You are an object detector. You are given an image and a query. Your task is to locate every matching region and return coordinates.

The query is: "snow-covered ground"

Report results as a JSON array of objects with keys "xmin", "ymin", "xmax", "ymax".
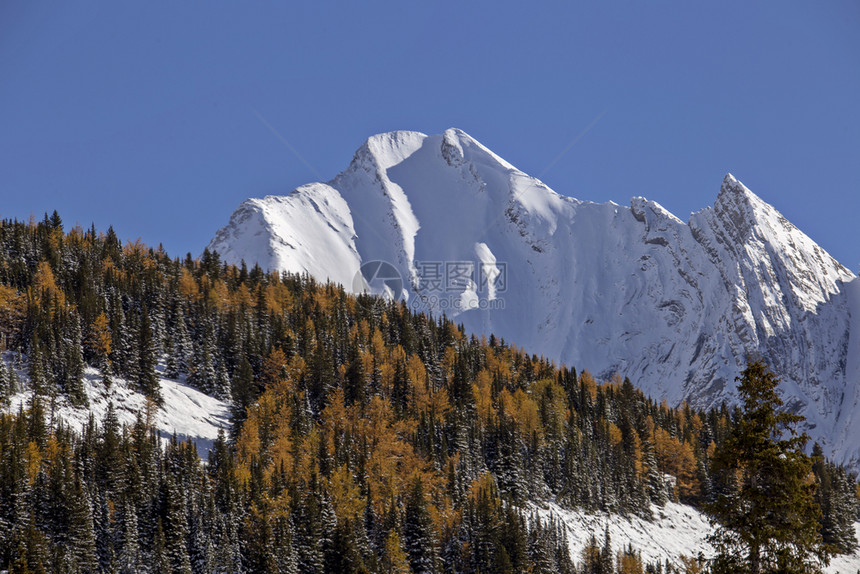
[
  {"xmin": 533, "ymin": 501, "xmax": 712, "ymax": 568},
  {"xmin": 4, "ymin": 356, "xmax": 230, "ymax": 459},
  {"xmin": 828, "ymin": 525, "xmax": 860, "ymax": 574},
  {"xmin": 535, "ymin": 500, "xmax": 860, "ymax": 573}
]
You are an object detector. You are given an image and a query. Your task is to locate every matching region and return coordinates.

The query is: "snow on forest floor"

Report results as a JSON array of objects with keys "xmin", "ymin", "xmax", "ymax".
[
  {"xmin": 533, "ymin": 500, "xmax": 712, "ymax": 569},
  {"xmin": 4, "ymin": 355, "xmax": 231, "ymax": 459},
  {"xmin": 3, "ymin": 351, "xmax": 858, "ymax": 569},
  {"xmin": 829, "ymin": 526, "xmax": 860, "ymax": 574},
  {"xmin": 535, "ymin": 500, "xmax": 860, "ymax": 573}
]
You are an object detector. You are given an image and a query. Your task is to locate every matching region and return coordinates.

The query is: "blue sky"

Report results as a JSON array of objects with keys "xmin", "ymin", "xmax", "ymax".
[{"xmin": 1, "ymin": 1, "xmax": 858, "ymax": 270}]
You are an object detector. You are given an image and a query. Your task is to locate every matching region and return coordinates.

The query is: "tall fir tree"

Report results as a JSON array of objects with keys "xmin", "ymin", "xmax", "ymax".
[
  {"xmin": 162, "ymin": 475, "xmax": 193, "ymax": 574},
  {"xmin": 66, "ymin": 478, "xmax": 98, "ymax": 573},
  {"xmin": 403, "ymin": 476, "xmax": 439, "ymax": 574},
  {"xmin": 62, "ymin": 313, "xmax": 87, "ymax": 407},
  {"xmin": 812, "ymin": 443, "xmax": 858, "ymax": 555},
  {"xmin": 151, "ymin": 518, "xmax": 172, "ymax": 574},
  {"xmin": 173, "ymin": 305, "xmax": 193, "ymax": 377},
  {"xmin": 26, "ymin": 342, "xmax": 47, "ymax": 397},
  {"xmin": 136, "ymin": 308, "xmax": 161, "ymax": 401},
  {"xmin": 117, "ymin": 499, "xmax": 140, "ymax": 574},
  {"xmin": 707, "ymin": 360, "xmax": 827, "ymax": 574},
  {"xmin": 0, "ymin": 359, "xmax": 9, "ymax": 405}
]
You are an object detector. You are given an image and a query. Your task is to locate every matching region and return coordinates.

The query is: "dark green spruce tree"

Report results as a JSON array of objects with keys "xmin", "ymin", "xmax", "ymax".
[
  {"xmin": 812, "ymin": 443, "xmax": 858, "ymax": 555},
  {"xmin": 706, "ymin": 360, "xmax": 827, "ymax": 574},
  {"xmin": 403, "ymin": 476, "xmax": 439, "ymax": 574},
  {"xmin": 136, "ymin": 307, "xmax": 161, "ymax": 402}
]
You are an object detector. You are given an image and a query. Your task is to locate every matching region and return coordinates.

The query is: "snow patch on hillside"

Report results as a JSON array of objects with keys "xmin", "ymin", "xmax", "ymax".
[
  {"xmin": 535, "ymin": 500, "xmax": 860, "ymax": 573},
  {"xmin": 4, "ymin": 356, "xmax": 230, "ymax": 459},
  {"xmin": 535, "ymin": 501, "xmax": 712, "ymax": 568}
]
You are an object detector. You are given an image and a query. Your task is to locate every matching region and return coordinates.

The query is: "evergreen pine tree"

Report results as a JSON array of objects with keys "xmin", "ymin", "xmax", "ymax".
[
  {"xmin": 273, "ymin": 513, "xmax": 298, "ymax": 574},
  {"xmin": 188, "ymin": 324, "xmax": 218, "ymax": 395},
  {"xmin": 173, "ymin": 306, "xmax": 193, "ymax": 377},
  {"xmin": 27, "ymin": 343, "xmax": 47, "ymax": 397},
  {"xmin": 66, "ymin": 478, "xmax": 98, "ymax": 573},
  {"xmin": 164, "ymin": 332, "xmax": 179, "ymax": 380},
  {"xmin": 7, "ymin": 360, "xmax": 21, "ymax": 396},
  {"xmin": 242, "ymin": 503, "xmax": 278, "ymax": 574},
  {"xmin": 0, "ymin": 359, "xmax": 9, "ymax": 405},
  {"xmin": 63, "ymin": 313, "xmax": 87, "ymax": 407},
  {"xmin": 151, "ymin": 518, "xmax": 172, "ymax": 574},
  {"xmin": 344, "ymin": 339, "xmax": 366, "ymax": 407},
  {"xmin": 528, "ymin": 516, "xmax": 555, "ymax": 574},
  {"xmin": 9, "ymin": 479, "xmax": 48, "ymax": 574},
  {"xmin": 230, "ymin": 357, "xmax": 255, "ymax": 436},
  {"xmin": 813, "ymin": 443, "xmax": 858, "ymax": 555},
  {"xmin": 210, "ymin": 513, "xmax": 238, "ymax": 574},
  {"xmin": 293, "ymin": 493, "xmax": 325, "ymax": 573},
  {"xmin": 162, "ymin": 475, "xmax": 193, "ymax": 574},
  {"xmin": 600, "ymin": 525, "xmax": 614, "ymax": 574},
  {"xmin": 320, "ymin": 492, "xmax": 339, "ymax": 572},
  {"xmin": 403, "ymin": 476, "xmax": 439, "ymax": 574},
  {"xmin": 98, "ymin": 402, "xmax": 123, "ymax": 496},
  {"xmin": 117, "ymin": 499, "xmax": 140, "ymax": 574},
  {"xmin": 215, "ymin": 360, "xmax": 232, "ymax": 402},
  {"xmin": 707, "ymin": 360, "xmax": 827, "ymax": 574},
  {"xmin": 94, "ymin": 493, "xmax": 116, "ymax": 572},
  {"xmin": 494, "ymin": 411, "xmax": 527, "ymax": 502},
  {"xmin": 114, "ymin": 303, "xmax": 137, "ymax": 381},
  {"xmin": 137, "ymin": 308, "xmax": 161, "ymax": 401},
  {"xmin": 826, "ymin": 466, "xmax": 858, "ymax": 554},
  {"xmin": 101, "ymin": 355, "xmax": 114, "ymax": 389}
]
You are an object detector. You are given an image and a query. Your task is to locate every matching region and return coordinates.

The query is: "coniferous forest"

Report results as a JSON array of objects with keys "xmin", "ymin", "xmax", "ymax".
[{"xmin": 0, "ymin": 213, "xmax": 857, "ymax": 573}]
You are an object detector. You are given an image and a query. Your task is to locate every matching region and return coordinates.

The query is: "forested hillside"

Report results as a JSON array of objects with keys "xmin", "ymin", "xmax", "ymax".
[{"xmin": 0, "ymin": 213, "xmax": 856, "ymax": 573}]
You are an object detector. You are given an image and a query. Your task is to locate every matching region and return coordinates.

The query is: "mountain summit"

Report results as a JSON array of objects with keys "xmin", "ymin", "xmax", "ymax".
[{"xmin": 208, "ymin": 129, "xmax": 860, "ymax": 467}]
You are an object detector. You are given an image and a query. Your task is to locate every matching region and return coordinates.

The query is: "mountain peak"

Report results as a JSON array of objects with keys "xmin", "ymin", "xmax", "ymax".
[
  {"xmin": 352, "ymin": 130, "xmax": 428, "ymax": 173},
  {"xmin": 708, "ymin": 172, "xmax": 779, "ymax": 247},
  {"xmin": 721, "ymin": 172, "xmax": 742, "ymax": 189},
  {"xmin": 208, "ymin": 132, "xmax": 859, "ymax": 470},
  {"xmin": 717, "ymin": 173, "xmax": 759, "ymax": 206},
  {"xmin": 353, "ymin": 128, "xmax": 519, "ymax": 175}
]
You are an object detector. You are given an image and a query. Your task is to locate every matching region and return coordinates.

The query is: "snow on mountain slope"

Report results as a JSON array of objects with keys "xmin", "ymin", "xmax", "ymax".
[
  {"xmin": 208, "ymin": 183, "xmax": 360, "ymax": 287},
  {"xmin": 207, "ymin": 128, "xmax": 860, "ymax": 468},
  {"xmin": 534, "ymin": 500, "xmax": 860, "ymax": 573},
  {"xmin": 4, "ymin": 354, "xmax": 230, "ymax": 459}
]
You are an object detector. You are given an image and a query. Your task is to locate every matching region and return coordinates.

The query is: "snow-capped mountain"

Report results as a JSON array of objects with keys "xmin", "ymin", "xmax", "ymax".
[{"xmin": 208, "ymin": 129, "xmax": 860, "ymax": 467}]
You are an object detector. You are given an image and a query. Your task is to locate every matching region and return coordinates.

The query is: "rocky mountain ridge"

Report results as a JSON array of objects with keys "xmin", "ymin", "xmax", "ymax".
[{"xmin": 208, "ymin": 129, "xmax": 860, "ymax": 467}]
